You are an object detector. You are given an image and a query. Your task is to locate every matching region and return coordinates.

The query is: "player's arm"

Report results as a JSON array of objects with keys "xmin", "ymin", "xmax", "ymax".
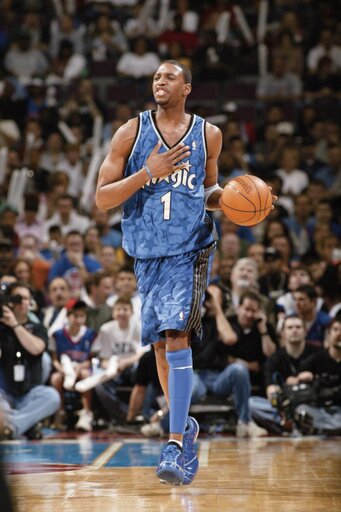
[
  {"xmin": 96, "ymin": 118, "xmax": 190, "ymax": 211},
  {"xmin": 203, "ymin": 122, "xmax": 223, "ymax": 211}
]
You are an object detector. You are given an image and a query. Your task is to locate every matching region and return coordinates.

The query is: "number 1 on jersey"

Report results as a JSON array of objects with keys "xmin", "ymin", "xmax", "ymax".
[{"xmin": 161, "ymin": 191, "xmax": 171, "ymax": 220}]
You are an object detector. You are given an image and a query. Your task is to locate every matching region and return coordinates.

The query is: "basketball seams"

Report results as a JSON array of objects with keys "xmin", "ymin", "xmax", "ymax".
[
  {"xmin": 225, "ymin": 183, "xmax": 257, "ymax": 209},
  {"xmin": 244, "ymin": 174, "xmax": 262, "ymax": 224}
]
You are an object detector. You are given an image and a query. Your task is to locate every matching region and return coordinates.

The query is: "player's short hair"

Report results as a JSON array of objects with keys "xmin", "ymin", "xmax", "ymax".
[{"xmin": 163, "ymin": 60, "xmax": 192, "ymax": 84}]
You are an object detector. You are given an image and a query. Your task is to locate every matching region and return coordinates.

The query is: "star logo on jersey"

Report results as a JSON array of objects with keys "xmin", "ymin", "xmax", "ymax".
[
  {"xmin": 180, "ymin": 160, "xmax": 192, "ymax": 172},
  {"xmin": 179, "ymin": 311, "xmax": 184, "ymax": 320},
  {"xmin": 192, "ymin": 141, "xmax": 197, "ymax": 150}
]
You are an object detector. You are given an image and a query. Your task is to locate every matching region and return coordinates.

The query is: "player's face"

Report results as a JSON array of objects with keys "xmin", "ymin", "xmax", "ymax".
[{"xmin": 152, "ymin": 63, "xmax": 190, "ymax": 106}]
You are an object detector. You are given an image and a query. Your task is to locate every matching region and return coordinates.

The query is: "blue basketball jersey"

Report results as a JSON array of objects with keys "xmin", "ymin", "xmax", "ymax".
[{"xmin": 122, "ymin": 110, "xmax": 215, "ymax": 259}]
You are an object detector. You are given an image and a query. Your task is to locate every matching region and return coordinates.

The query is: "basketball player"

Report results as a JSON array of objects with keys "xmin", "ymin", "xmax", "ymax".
[{"xmin": 96, "ymin": 60, "xmax": 270, "ymax": 485}]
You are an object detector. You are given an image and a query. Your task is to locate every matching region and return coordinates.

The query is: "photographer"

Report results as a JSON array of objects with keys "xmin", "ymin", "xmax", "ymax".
[
  {"xmin": 0, "ymin": 282, "xmax": 60, "ymax": 439},
  {"xmin": 249, "ymin": 315, "xmax": 319, "ymax": 433},
  {"xmin": 296, "ymin": 317, "xmax": 341, "ymax": 434},
  {"xmin": 191, "ymin": 286, "xmax": 274, "ymax": 437}
]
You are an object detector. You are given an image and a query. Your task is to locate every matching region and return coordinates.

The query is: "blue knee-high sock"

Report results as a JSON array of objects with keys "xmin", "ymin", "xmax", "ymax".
[{"xmin": 166, "ymin": 348, "xmax": 193, "ymax": 435}]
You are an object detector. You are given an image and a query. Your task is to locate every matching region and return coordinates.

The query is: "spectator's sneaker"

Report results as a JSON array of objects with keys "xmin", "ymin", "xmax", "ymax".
[
  {"xmin": 156, "ymin": 444, "xmax": 185, "ymax": 485},
  {"xmin": 75, "ymin": 409, "xmax": 93, "ymax": 432},
  {"xmin": 182, "ymin": 416, "xmax": 199, "ymax": 485},
  {"xmin": 236, "ymin": 420, "xmax": 268, "ymax": 438},
  {"xmin": 140, "ymin": 421, "xmax": 164, "ymax": 437}
]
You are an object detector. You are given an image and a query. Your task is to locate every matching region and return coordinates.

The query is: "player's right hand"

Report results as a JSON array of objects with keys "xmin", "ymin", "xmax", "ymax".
[{"xmin": 145, "ymin": 141, "xmax": 190, "ymax": 178}]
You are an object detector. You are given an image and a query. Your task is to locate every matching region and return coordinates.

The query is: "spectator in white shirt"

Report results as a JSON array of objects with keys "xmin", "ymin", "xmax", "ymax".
[
  {"xmin": 43, "ymin": 194, "xmax": 90, "ymax": 243},
  {"xmin": 307, "ymin": 28, "xmax": 341, "ymax": 73},
  {"xmin": 275, "ymin": 147, "xmax": 309, "ymax": 196},
  {"xmin": 116, "ymin": 37, "xmax": 160, "ymax": 80}
]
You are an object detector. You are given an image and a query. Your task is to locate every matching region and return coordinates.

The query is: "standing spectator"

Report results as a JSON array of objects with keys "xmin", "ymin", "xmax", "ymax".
[
  {"xmin": 86, "ymin": 14, "xmax": 127, "ymax": 62},
  {"xmin": 57, "ymin": 144, "xmax": 85, "ymax": 197},
  {"xmin": 49, "ymin": 300, "xmax": 96, "ymax": 431},
  {"xmin": 0, "ymin": 282, "xmax": 60, "ymax": 439}
]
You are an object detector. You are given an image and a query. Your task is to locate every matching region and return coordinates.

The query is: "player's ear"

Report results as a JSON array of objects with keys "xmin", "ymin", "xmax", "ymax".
[{"xmin": 183, "ymin": 83, "xmax": 192, "ymax": 97}]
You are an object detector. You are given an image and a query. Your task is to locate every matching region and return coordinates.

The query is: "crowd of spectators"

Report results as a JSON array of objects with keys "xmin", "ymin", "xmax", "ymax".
[{"xmin": 0, "ymin": 0, "xmax": 340, "ymax": 438}]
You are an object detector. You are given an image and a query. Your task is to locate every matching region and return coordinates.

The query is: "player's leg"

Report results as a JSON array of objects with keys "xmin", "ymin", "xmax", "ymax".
[{"xmin": 155, "ymin": 331, "xmax": 191, "ymax": 485}]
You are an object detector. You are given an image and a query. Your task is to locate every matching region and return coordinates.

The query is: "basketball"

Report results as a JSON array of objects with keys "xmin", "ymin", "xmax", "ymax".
[{"xmin": 220, "ymin": 174, "xmax": 272, "ymax": 226}]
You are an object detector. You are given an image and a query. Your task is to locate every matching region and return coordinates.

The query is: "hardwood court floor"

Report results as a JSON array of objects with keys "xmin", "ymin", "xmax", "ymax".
[{"xmin": 3, "ymin": 435, "xmax": 341, "ymax": 512}]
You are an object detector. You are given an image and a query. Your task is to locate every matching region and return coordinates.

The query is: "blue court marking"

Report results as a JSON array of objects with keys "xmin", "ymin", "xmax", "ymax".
[
  {"xmin": 105, "ymin": 441, "xmax": 161, "ymax": 468},
  {"xmin": 0, "ymin": 441, "xmax": 110, "ymax": 465}
]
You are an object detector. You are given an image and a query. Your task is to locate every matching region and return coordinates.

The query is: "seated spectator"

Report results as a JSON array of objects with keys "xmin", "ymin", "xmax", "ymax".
[
  {"xmin": 46, "ymin": 40, "xmax": 87, "ymax": 85},
  {"xmin": 306, "ymin": 28, "xmax": 341, "ymax": 73},
  {"xmin": 275, "ymin": 147, "xmax": 309, "ymax": 196},
  {"xmin": 228, "ymin": 257, "xmax": 278, "ymax": 328},
  {"xmin": 256, "ymin": 55, "xmax": 302, "ymax": 104},
  {"xmin": 116, "ymin": 37, "xmax": 160, "ymax": 81},
  {"xmin": 0, "ymin": 282, "xmax": 60, "ymax": 439},
  {"xmin": 82, "ymin": 271, "xmax": 113, "ymax": 332},
  {"xmin": 48, "ymin": 231, "xmax": 101, "ymax": 298},
  {"xmin": 246, "ymin": 243, "xmax": 266, "ymax": 277},
  {"xmin": 14, "ymin": 193, "xmax": 44, "ymax": 242},
  {"xmin": 309, "ymin": 199, "xmax": 341, "ymax": 242},
  {"xmin": 86, "ymin": 13, "xmax": 128, "ymax": 62},
  {"xmin": 191, "ymin": 285, "xmax": 272, "ymax": 437},
  {"xmin": 191, "ymin": 28, "xmax": 229, "ymax": 80},
  {"xmin": 84, "ymin": 226, "xmax": 102, "ymax": 260},
  {"xmin": 12, "ymin": 258, "xmax": 46, "ymax": 315},
  {"xmin": 315, "ymin": 145, "xmax": 341, "ymax": 193},
  {"xmin": 17, "ymin": 234, "xmax": 51, "ymax": 291},
  {"xmin": 43, "ymin": 194, "xmax": 90, "ymax": 242},
  {"xmin": 273, "ymin": 29, "xmax": 304, "ymax": 75},
  {"xmin": 277, "ymin": 266, "xmax": 324, "ymax": 318},
  {"xmin": 98, "ymin": 245, "xmax": 121, "ymax": 278},
  {"xmin": 49, "ymin": 300, "xmax": 96, "ymax": 431},
  {"xmin": 249, "ymin": 315, "xmax": 319, "ymax": 434},
  {"xmin": 43, "ymin": 277, "xmax": 71, "ymax": 337},
  {"xmin": 293, "ymin": 285, "xmax": 331, "ymax": 347},
  {"xmin": 284, "ymin": 193, "xmax": 314, "ymax": 257},
  {"xmin": 92, "ymin": 297, "xmax": 144, "ymax": 424},
  {"xmin": 49, "ymin": 14, "xmax": 85, "ymax": 58},
  {"xmin": 39, "ymin": 132, "xmax": 67, "ymax": 174},
  {"xmin": 296, "ymin": 317, "xmax": 341, "ymax": 435},
  {"xmin": 91, "ymin": 206, "xmax": 123, "ymax": 250},
  {"xmin": 56, "ymin": 144, "xmax": 85, "ymax": 197},
  {"xmin": 4, "ymin": 30, "xmax": 49, "ymax": 82},
  {"xmin": 107, "ymin": 265, "xmax": 141, "ymax": 320},
  {"xmin": 258, "ymin": 247, "xmax": 288, "ymax": 301},
  {"xmin": 305, "ymin": 56, "xmax": 341, "ymax": 101},
  {"xmin": 299, "ymin": 136, "xmax": 326, "ymax": 179}
]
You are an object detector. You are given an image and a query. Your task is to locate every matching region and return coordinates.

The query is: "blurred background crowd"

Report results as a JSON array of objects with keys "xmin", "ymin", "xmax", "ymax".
[{"xmin": 0, "ymin": 0, "xmax": 340, "ymax": 439}]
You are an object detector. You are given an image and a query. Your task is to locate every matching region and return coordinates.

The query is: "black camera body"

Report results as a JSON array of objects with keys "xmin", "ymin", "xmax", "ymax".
[{"xmin": 0, "ymin": 294, "xmax": 23, "ymax": 317}]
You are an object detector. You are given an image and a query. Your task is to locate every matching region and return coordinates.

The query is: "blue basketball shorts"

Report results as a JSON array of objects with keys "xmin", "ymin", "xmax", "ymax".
[{"xmin": 134, "ymin": 242, "xmax": 216, "ymax": 346}]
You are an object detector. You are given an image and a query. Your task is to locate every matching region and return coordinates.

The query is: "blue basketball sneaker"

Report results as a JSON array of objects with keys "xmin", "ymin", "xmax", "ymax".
[
  {"xmin": 156, "ymin": 444, "xmax": 185, "ymax": 485},
  {"xmin": 182, "ymin": 416, "xmax": 199, "ymax": 485}
]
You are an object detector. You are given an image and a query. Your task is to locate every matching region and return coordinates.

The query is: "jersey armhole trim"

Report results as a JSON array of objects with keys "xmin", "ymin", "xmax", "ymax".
[
  {"xmin": 202, "ymin": 120, "xmax": 208, "ymax": 169},
  {"xmin": 127, "ymin": 113, "xmax": 142, "ymax": 163}
]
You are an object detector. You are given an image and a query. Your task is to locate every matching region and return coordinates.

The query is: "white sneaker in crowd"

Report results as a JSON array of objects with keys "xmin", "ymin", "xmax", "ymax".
[
  {"xmin": 140, "ymin": 421, "xmax": 164, "ymax": 438},
  {"xmin": 75, "ymin": 409, "xmax": 93, "ymax": 432},
  {"xmin": 61, "ymin": 354, "xmax": 77, "ymax": 390},
  {"xmin": 236, "ymin": 420, "xmax": 268, "ymax": 438}
]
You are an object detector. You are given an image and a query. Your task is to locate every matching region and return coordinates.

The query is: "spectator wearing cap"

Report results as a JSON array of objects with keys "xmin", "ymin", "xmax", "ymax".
[{"xmin": 14, "ymin": 193, "xmax": 44, "ymax": 241}]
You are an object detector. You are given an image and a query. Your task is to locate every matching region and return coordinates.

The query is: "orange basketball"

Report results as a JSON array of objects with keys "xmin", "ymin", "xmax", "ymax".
[{"xmin": 220, "ymin": 174, "xmax": 272, "ymax": 226}]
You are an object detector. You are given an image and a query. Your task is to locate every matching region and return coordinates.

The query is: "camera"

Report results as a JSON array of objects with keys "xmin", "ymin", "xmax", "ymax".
[{"xmin": 0, "ymin": 294, "xmax": 23, "ymax": 317}]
